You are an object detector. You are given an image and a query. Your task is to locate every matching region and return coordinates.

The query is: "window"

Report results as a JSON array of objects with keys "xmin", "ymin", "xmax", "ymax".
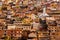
[{"xmin": 52, "ymin": 33, "xmax": 55, "ymax": 35}]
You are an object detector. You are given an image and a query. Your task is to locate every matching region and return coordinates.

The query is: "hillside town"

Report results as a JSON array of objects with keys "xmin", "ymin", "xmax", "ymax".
[{"xmin": 0, "ymin": 0, "xmax": 60, "ymax": 40}]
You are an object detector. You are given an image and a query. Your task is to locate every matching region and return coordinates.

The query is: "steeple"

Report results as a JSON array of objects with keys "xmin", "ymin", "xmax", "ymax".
[
  {"xmin": 43, "ymin": 7, "xmax": 49, "ymax": 17},
  {"xmin": 39, "ymin": 7, "xmax": 49, "ymax": 18}
]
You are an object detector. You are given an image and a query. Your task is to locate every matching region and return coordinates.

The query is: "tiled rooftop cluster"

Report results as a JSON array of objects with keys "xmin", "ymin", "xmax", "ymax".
[{"xmin": 0, "ymin": 0, "xmax": 60, "ymax": 40}]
